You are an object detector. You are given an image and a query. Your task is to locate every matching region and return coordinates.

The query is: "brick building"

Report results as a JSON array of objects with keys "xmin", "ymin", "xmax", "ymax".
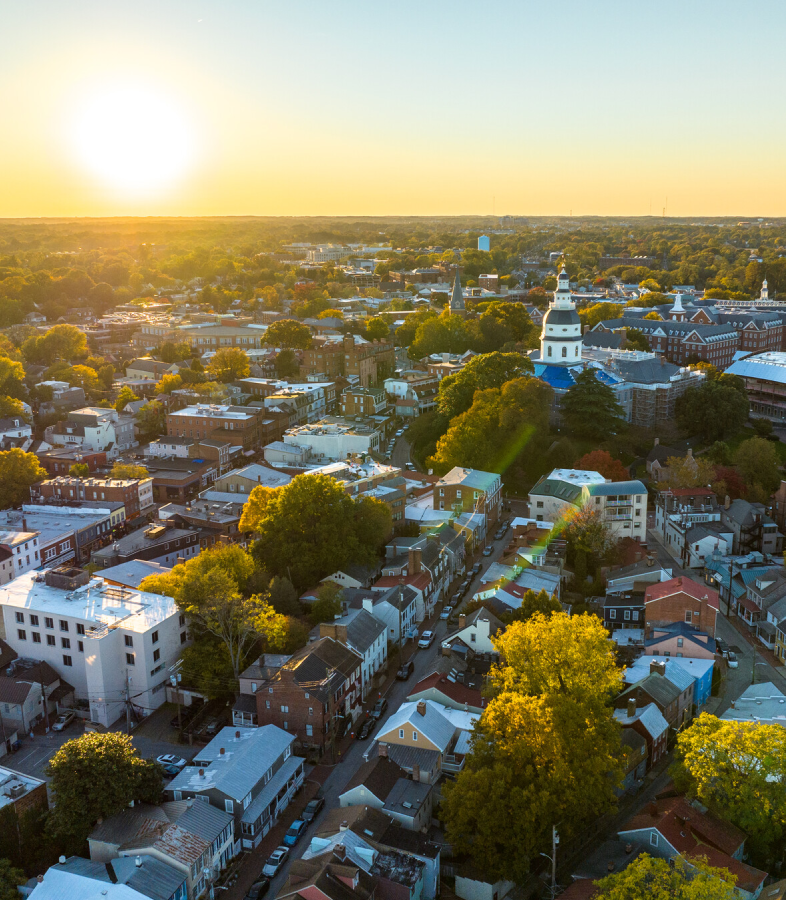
[
  {"xmin": 166, "ymin": 404, "xmax": 269, "ymax": 451},
  {"xmin": 340, "ymin": 387, "xmax": 388, "ymax": 417},
  {"xmin": 301, "ymin": 335, "xmax": 395, "ymax": 387},
  {"xmin": 31, "ymin": 476, "xmax": 154, "ymax": 520},
  {"xmin": 433, "ymin": 467, "xmax": 502, "ymax": 526},
  {"xmin": 594, "ymin": 317, "xmax": 739, "ymax": 368},
  {"xmin": 644, "ymin": 576, "xmax": 719, "ymax": 639},
  {"xmin": 36, "ymin": 448, "xmax": 107, "ymax": 478},
  {"xmin": 255, "ymin": 637, "xmax": 362, "ymax": 755},
  {"xmin": 0, "ymin": 766, "xmax": 48, "ymax": 818}
]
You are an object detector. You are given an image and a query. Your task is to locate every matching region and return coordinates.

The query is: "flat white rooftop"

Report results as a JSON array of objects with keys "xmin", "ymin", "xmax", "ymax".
[
  {"xmin": 548, "ymin": 468, "xmax": 607, "ymax": 485},
  {"xmin": 0, "ymin": 571, "xmax": 178, "ymax": 634},
  {"xmin": 169, "ymin": 404, "xmax": 255, "ymax": 420}
]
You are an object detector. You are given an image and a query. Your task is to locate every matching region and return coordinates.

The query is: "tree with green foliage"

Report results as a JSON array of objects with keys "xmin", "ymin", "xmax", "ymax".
[
  {"xmin": 268, "ymin": 576, "xmax": 302, "ymax": 616},
  {"xmin": 671, "ymin": 713, "xmax": 786, "ymax": 858},
  {"xmin": 675, "ymin": 381, "xmax": 748, "ymax": 442},
  {"xmin": 114, "ymin": 385, "xmax": 139, "ymax": 412},
  {"xmin": 561, "ymin": 505, "xmax": 613, "ymax": 558},
  {"xmin": 365, "ymin": 317, "xmax": 390, "ymax": 341},
  {"xmin": 625, "ymin": 328, "xmax": 650, "ymax": 351},
  {"xmin": 409, "ymin": 309, "xmax": 473, "ymax": 359},
  {"xmin": 274, "ymin": 348, "xmax": 300, "ymax": 378},
  {"xmin": 657, "ymin": 454, "xmax": 716, "ymax": 490},
  {"xmin": 207, "ymin": 347, "xmax": 250, "ymax": 382},
  {"xmin": 68, "ymin": 463, "xmax": 90, "ymax": 477},
  {"xmin": 155, "ymin": 372, "xmax": 183, "ymax": 395},
  {"xmin": 263, "ymin": 319, "xmax": 313, "ymax": 349},
  {"xmin": 437, "ymin": 352, "xmax": 534, "ymax": 420},
  {"xmin": 0, "ymin": 450, "xmax": 46, "ymax": 509},
  {"xmin": 65, "ymin": 364, "xmax": 100, "ymax": 395},
  {"xmin": 0, "ymin": 356, "xmax": 26, "ymax": 399},
  {"xmin": 97, "ymin": 363, "xmax": 115, "ymax": 392},
  {"xmin": 246, "ymin": 473, "xmax": 392, "ymax": 591},
  {"xmin": 577, "ymin": 302, "xmax": 624, "ymax": 330},
  {"xmin": 46, "ymin": 732, "xmax": 162, "ymax": 846},
  {"xmin": 505, "ymin": 589, "xmax": 561, "ymax": 623},
  {"xmin": 595, "ymin": 854, "xmax": 737, "ymax": 900},
  {"xmin": 136, "ymin": 400, "xmax": 166, "ymax": 440},
  {"xmin": 442, "ymin": 613, "xmax": 622, "ymax": 883},
  {"xmin": 733, "ymin": 436, "xmax": 781, "ymax": 501},
  {"xmin": 430, "ymin": 376, "xmax": 552, "ymax": 475},
  {"xmin": 141, "ymin": 544, "xmax": 287, "ymax": 678},
  {"xmin": 178, "ymin": 635, "xmax": 237, "ymax": 699},
  {"xmin": 559, "ymin": 368, "xmax": 626, "ymax": 441},
  {"xmin": 476, "ymin": 302, "xmax": 535, "ymax": 350},
  {"xmin": 0, "ymin": 859, "xmax": 26, "ymax": 900},
  {"xmin": 310, "ymin": 581, "xmax": 344, "ymax": 624},
  {"xmin": 22, "ymin": 324, "xmax": 88, "ymax": 365}
]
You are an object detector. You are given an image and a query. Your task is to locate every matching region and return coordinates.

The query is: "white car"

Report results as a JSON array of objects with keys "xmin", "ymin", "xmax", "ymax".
[
  {"xmin": 727, "ymin": 652, "xmax": 738, "ymax": 669},
  {"xmin": 157, "ymin": 754, "xmax": 187, "ymax": 769},
  {"xmin": 418, "ymin": 630, "xmax": 435, "ymax": 649},
  {"xmin": 262, "ymin": 846, "xmax": 290, "ymax": 877},
  {"xmin": 52, "ymin": 711, "xmax": 75, "ymax": 732}
]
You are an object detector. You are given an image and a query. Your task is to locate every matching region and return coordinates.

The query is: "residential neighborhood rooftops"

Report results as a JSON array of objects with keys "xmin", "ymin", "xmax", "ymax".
[
  {"xmin": 720, "ymin": 681, "xmax": 786, "ymax": 725},
  {"xmin": 613, "ymin": 702, "xmax": 668, "ymax": 739},
  {"xmin": 434, "ymin": 467, "xmax": 500, "ymax": 491},
  {"xmin": 342, "ymin": 755, "xmax": 407, "ymax": 801},
  {"xmin": 645, "ymin": 576, "xmax": 719, "ymax": 611}
]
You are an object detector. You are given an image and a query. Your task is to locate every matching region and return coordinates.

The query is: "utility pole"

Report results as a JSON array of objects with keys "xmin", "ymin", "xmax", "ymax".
[
  {"xmin": 125, "ymin": 671, "xmax": 131, "ymax": 735},
  {"xmin": 169, "ymin": 659, "xmax": 183, "ymax": 733},
  {"xmin": 39, "ymin": 670, "xmax": 50, "ymax": 733},
  {"xmin": 551, "ymin": 825, "xmax": 558, "ymax": 893}
]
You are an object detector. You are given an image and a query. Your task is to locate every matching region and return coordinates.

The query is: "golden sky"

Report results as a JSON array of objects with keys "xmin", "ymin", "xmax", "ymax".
[{"xmin": 2, "ymin": 0, "xmax": 785, "ymax": 218}]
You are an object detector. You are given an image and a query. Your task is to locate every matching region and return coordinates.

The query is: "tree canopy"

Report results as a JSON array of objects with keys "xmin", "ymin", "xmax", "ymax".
[
  {"xmin": 675, "ymin": 381, "xmax": 749, "ymax": 442},
  {"xmin": 575, "ymin": 449, "xmax": 629, "ymax": 481},
  {"xmin": 0, "ymin": 450, "xmax": 46, "ymax": 509},
  {"xmin": 437, "ymin": 352, "xmax": 534, "ymax": 420},
  {"xmin": 732, "ymin": 436, "xmax": 781, "ymax": 502},
  {"xmin": 22, "ymin": 324, "xmax": 88, "ymax": 365},
  {"xmin": 559, "ymin": 368, "xmax": 626, "ymax": 441},
  {"xmin": 46, "ymin": 732, "xmax": 162, "ymax": 846},
  {"xmin": 595, "ymin": 854, "xmax": 738, "ymax": 900},
  {"xmin": 245, "ymin": 473, "xmax": 391, "ymax": 591},
  {"xmin": 207, "ymin": 347, "xmax": 251, "ymax": 382},
  {"xmin": 263, "ymin": 319, "xmax": 313, "ymax": 349}
]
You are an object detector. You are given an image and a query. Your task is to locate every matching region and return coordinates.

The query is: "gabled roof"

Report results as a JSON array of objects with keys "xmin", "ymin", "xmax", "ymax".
[
  {"xmin": 377, "ymin": 699, "xmax": 468, "ymax": 752},
  {"xmin": 645, "ymin": 576, "xmax": 719, "ymax": 612},
  {"xmin": 618, "ymin": 673, "xmax": 682, "ymax": 709},
  {"xmin": 341, "ymin": 756, "xmax": 407, "ymax": 802},
  {"xmin": 613, "ymin": 701, "xmax": 668, "ymax": 740},
  {"xmin": 407, "ymin": 671, "xmax": 486, "ymax": 710}
]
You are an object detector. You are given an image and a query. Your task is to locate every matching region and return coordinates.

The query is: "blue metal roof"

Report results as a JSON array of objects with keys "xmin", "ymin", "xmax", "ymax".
[
  {"xmin": 587, "ymin": 480, "xmax": 646, "ymax": 496},
  {"xmin": 533, "ymin": 364, "xmax": 579, "ymax": 390},
  {"xmin": 727, "ymin": 352, "xmax": 786, "ymax": 385}
]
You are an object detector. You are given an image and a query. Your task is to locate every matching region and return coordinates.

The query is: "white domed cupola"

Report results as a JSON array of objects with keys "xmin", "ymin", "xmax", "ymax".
[{"xmin": 540, "ymin": 265, "xmax": 582, "ymax": 363}]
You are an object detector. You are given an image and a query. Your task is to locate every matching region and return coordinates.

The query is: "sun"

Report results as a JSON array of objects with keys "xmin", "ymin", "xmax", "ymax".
[{"xmin": 69, "ymin": 83, "xmax": 196, "ymax": 196}]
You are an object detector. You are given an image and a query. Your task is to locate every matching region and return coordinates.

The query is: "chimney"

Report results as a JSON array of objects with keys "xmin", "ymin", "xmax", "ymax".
[
  {"xmin": 235, "ymin": 731, "xmax": 241, "ymax": 739},
  {"xmin": 686, "ymin": 448, "xmax": 693, "ymax": 460},
  {"xmin": 412, "ymin": 763, "xmax": 420, "ymax": 783},
  {"xmin": 646, "ymin": 554, "xmax": 654, "ymax": 567},
  {"xmin": 650, "ymin": 660, "xmax": 667, "ymax": 677},
  {"xmin": 378, "ymin": 742, "xmax": 388, "ymax": 758},
  {"xmin": 408, "ymin": 548, "xmax": 422, "ymax": 575},
  {"xmin": 725, "ymin": 494, "xmax": 731, "ymax": 509},
  {"xmin": 220, "ymin": 747, "xmax": 225, "ymax": 755},
  {"xmin": 417, "ymin": 701, "xmax": 427, "ymax": 717},
  {"xmin": 199, "ymin": 769, "xmax": 205, "ymax": 777},
  {"xmin": 627, "ymin": 698, "xmax": 636, "ymax": 718},
  {"xmin": 58, "ymin": 856, "xmax": 66, "ymax": 865},
  {"xmin": 334, "ymin": 844, "xmax": 347, "ymax": 862},
  {"xmin": 654, "ymin": 438, "xmax": 659, "ymax": 447},
  {"xmin": 135, "ymin": 858, "xmax": 142, "ymax": 868},
  {"xmin": 459, "ymin": 614, "xmax": 466, "ymax": 628},
  {"xmin": 584, "ymin": 324, "xmax": 590, "ymax": 334}
]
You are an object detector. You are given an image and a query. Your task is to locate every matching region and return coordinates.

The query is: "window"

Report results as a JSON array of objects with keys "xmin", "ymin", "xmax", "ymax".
[
  {"xmin": 179, "ymin": 614, "xmax": 185, "ymax": 627},
  {"xmin": 152, "ymin": 630, "xmax": 159, "ymax": 644},
  {"xmin": 125, "ymin": 635, "xmax": 133, "ymax": 647},
  {"xmin": 61, "ymin": 638, "xmax": 70, "ymax": 649},
  {"xmin": 624, "ymin": 610, "xmax": 631, "ymax": 621},
  {"xmin": 46, "ymin": 635, "xmax": 55, "ymax": 646},
  {"xmin": 17, "ymin": 629, "xmax": 26, "ymax": 641},
  {"xmin": 59, "ymin": 620, "xmax": 68, "ymax": 632},
  {"xmin": 32, "ymin": 632, "xmax": 41, "ymax": 644},
  {"xmin": 280, "ymin": 705, "xmax": 288, "ymax": 713},
  {"xmin": 399, "ymin": 729, "xmax": 404, "ymax": 739},
  {"xmin": 632, "ymin": 611, "xmax": 639, "ymax": 621},
  {"xmin": 30, "ymin": 615, "xmax": 39, "ymax": 627},
  {"xmin": 153, "ymin": 649, "xmax": 160, "ymax": 662},
  {"xmin": 180, "ymin": 632, "xmax": 187, "ymax": 644},
  {"xmin": 470, "ymin": 633, "xmax": 476, "ymax": 643},
  {"xmin": 677, "ymin": 638, "xmax": 684, "ymax": 648},
  {"xmin": 45, "ymin": 617, "xmax": 53, "ymax": 629},
  {"xmin": 283, "ymin": 721, "xmax": 288, "ymax": 730},
  {"xmin": 308, "ymin": 707, "xmax": 313, "ymax": 716},
  {"xmin": 76, "ymin": 623, "xmax": 85, "ymax": 635},
  {"xmin": 265, "ymin": 700, "xmax": 270, "ymax": 709},
  {"xmin": 306, "ymin": 724, "xmax": 313, "ymax": 737},
  {"xmin": 15, "ymin": 612, "xmax": 23, "ymax": 624},
  {"xmin": 224, "ymin": 799, "xmax": 233, "ymax": 814},
  {"xmin": 78, "ymin": 641, "xmax": 83, "ymax": 653},
  {"xmin": 126, "ymin": 653, "xmax": 135, "ymax": 665},
  {"xmin": 609, "ymin": 609, "xmax": 616, "ymax": 620},
  {"xmin": 412, "ymin": 731, "xmax": 418, "ymax": 741},
  {"xmin": 650, "ymin": 833, "xmax": 658, "ymax": 847},
  {"xmin": 685, "ymin": 611, "xmax": 692, "ymax": 623},
  {"xmin": 63, "ymin": 655, "xmax": 72, "ymax": 667}
]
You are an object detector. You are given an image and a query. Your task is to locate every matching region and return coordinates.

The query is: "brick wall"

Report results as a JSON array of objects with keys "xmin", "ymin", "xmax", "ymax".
[{"xmin": 646, "ymin": 589, "xmax": 717, "ymax": 638}]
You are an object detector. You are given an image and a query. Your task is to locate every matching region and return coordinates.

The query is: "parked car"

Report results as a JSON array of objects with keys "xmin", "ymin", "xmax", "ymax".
[
  {"xmin": 283, "ymin": 819, "xmax": 308, "ymax": 846},
  {"xmin": 396, "ymin": 660, "xmax": 415, "ymax": 680},
  {"xmin": 405, "ymin": 462, "xmax": 415, "ymax": 470},
  {"xmin": 482, "ymin": 546, "xmax": 493, "ymax": 557},
  {"xmin": 245, "ymin": 879, "xmax": 270, "ymax": 900},
  {"xmin": 418, "ymin": 630, "xmax": 435, "ymax": 649},
  {"xmin": 459, "ymin": 580, "xmax": 471, "ymax": 596},
  {"xmin": 52, "ymin": 711, "xmax": 75, "ymax": 732},
  {"xmin": 156, "ymin": 754, "xmax": 187, "ymax": 769},
  {"xmin": 716, "ymin": 638, "xmax": 729, "ymax": 657},
  {"xmin": 471, "ymin": 562, "xmax": 482, "ymax": 575},
  {"xmin": 160, "ymin": 763, "xmax": 182, "ymax": 778},
  {"xmin": 262, "ymin": 847, "xmax": 289, "ymax": 877},
  {"xmin": 357, "ymin": 718, "xmax": 376, "ymax": 740},
  {"xmin": 302, "ymin": 796, "xmax": 325, "ymax": 823},
  {"xmin": 371, "ymin": 698, "xmax": 388, "ymax": 719},
  {"xmin": 494, "ymin": 530, "xmax": 505, "ymax": 541},
  {"xmin": 451, "ymin": 591, "xmax": 462, "ymax": 604},
  {"xmin": 440, "ymin": 606, "xmax": 452, "ymax": 620},
  {"xmin": 205, "ymin": 718, "xmax": 221, "ymax": 735},
  {"xmin": 727, "ymin": 652, "xmax": 738, "ymax": 669}
]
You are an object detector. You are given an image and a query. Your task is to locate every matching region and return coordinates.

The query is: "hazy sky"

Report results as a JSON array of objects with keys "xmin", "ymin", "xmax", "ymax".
[{"xmin": 1, "ymin": 0, "xmax": 784, "ymax": 217}]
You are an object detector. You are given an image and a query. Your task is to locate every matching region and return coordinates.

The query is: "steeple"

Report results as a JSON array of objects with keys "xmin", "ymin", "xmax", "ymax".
[
  {"xmin": 669, "ymin": 294, "xmax": 685, "ymax": 321},
  {"xmin": 540, "ymin": 263, "xmax": 581, "ymax": 364},
  {"xmin": 449, "ymin": 267, "xmax": 465, "ymax": 315},
  {"xmin": 761, "ymin": 278, "xmax": 769, "ymax": 302}
]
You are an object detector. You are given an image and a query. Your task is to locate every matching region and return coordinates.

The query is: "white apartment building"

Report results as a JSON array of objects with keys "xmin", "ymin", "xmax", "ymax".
[
  {"xmin": 283, "ymin": 420, "xmax": 382, "ymax": 460},
  {"xmin": 46, "ymin": 407, "xmax": 137, "ymax": 455},
  {"xmin": 0, "ymin": 568, "xmax": 189, "ymax": 727},
  {"xmin": 0, "ymin": 531, "xmax": 40, "ymax": 584},
  {"xmin": 529, "ymin": 468, "xmax": 648, "ymax": 540}
]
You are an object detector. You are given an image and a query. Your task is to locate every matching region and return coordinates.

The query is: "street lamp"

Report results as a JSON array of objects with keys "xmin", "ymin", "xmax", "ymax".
[{"xmin": 539, "ymin": 826, "xmax": 559, "ymax": 895}]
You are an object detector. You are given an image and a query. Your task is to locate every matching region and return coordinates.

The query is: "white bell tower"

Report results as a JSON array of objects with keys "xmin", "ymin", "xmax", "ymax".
[{"xmin": 540, "ymin": 266, "xmax": 582, "ymax": 364}]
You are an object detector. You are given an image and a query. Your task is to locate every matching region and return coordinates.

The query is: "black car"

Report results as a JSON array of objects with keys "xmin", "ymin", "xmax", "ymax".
[
  {"xmin": 357, "ymin": 718, "xmax": 375, "ymax": 740},
  {"xmin": 396, "ymin": 660, "xmax": 415, "ymax": 680},
  {"xmin": 302, "ymin": 796, "xmax": 325, "ymax": 823},
  {"xmin": 245, "ymin": 879, "xmax": 270, "ymax": 900},
  {"xmin": 371, "ymin": 697, "xmax": 388, "ymax": 719},
  {"xmin": 471, "ymin": 563, "xmax": 482, "ymax": 575}
]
